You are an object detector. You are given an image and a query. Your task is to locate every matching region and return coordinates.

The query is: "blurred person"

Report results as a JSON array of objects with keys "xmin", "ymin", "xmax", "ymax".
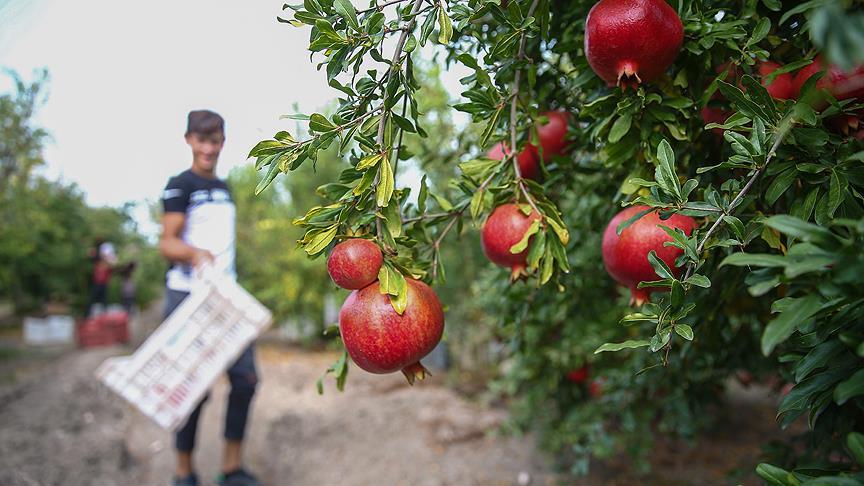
[
  {"xmin": 86, "ymin": 237, "xmax": 117, "ymax": 316},
  {"xmin": 159, "ymin": 110, "xmax": 261, "ymax": 486},
  {"xmin": 119, "ymin": 261, "xmax": 137, "ymax": 314}
]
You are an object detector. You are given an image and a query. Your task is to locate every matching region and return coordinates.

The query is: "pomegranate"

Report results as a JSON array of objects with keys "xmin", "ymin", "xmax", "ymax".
[
  {"xmin": 584, "ymin": 0, "xmax": 684, "ymax": 88},
  {"xmin": 339, "ymin": 279, "xmax": 444, "ymax": 384},
  {"xmin": 566, "ymin": 365, "xmax": 590, "ymax": 384},
  {"xmin": 700, "ymin": 105, "xmax": 733, "ymax": 137},
  {"xmin": 757, "ymin": 61, "xmax": 795, "ymax": 100},
  {"xmin": 327, "ymin": 239, "xmax": 383, "ymax": 290},
  {"xmin": 588, "ymin": 378, "xmax": 604, "ymax": 398},
  {"xmin": 481, "ymin": 203, "xmax": 542, "ymax": 279},
  {"xmin": 792, "ymin": 56, "xmax": 864, "ymax": 102},
  {"xmin": 536, "ymin": 110, "xmax": 572, "ymax": 161},
  {"xmin": 827, "ymin": 112, "xmax": 864, "ymax": 140},
  {"xmin": 487, "ymin": 142, "xmax": 541, "ymax": 180},
  {"xmin": 601, "ymin": 205, "xmax": 697, "ymax": 305}
]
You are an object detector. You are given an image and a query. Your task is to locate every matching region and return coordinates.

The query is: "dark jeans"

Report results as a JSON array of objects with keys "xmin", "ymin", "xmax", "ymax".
[
  {"xmin": 86, "ymin": 283, "xmax": 107, "ymax": 317},
  {"xmin": 163, "ymin": 288, "xmax": 258, "ymax": 452}
]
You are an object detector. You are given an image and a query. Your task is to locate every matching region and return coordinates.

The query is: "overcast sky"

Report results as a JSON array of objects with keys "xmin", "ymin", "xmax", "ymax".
[{"xmin": 0, "ymin": 0, "xmax": 347, "ymax": 235}]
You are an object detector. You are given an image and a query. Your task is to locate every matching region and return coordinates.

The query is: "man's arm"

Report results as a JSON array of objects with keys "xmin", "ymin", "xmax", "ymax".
[{"xmin": 159, "ymin": 212, "xmax": 213, "ymax": 267}]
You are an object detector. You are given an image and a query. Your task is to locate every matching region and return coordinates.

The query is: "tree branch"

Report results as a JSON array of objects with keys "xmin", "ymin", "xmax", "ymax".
[
  {"xmin": 682, "ymin": 120, "xmax": 793, "ymax": 281},
  {"xmin": 508, "ymin": 0, "xmax": 541, "ymax": 216},
  {"xmin": 357, "ymin": 0, "xmax": 414, "ymax": 15}
]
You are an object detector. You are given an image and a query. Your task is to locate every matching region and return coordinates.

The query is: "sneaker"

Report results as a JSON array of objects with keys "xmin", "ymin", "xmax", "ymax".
[
  {"xmin": 218, "ymin": 468, "xmax": 263, "ymax": 486},
  {"xmin": 172, "ymin": 473, "xmax": 199, "ymax": 486}
]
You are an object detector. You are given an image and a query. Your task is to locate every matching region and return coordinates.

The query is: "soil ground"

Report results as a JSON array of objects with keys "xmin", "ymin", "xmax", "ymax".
[{"xmin": 0, "ymin": 306, "xmax": 789, "ymax": 486}]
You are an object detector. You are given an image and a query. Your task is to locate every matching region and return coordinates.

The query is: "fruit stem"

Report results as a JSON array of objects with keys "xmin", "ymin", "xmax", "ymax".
[{"xmin": 401, "ymin": 362, "xmax": 430, "ymax": 385}]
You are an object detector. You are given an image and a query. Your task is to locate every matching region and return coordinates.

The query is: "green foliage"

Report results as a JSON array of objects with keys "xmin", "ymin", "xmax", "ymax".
[{"xmin": 253, "ymin": 0, "xmax": 864, "ymax": 480}]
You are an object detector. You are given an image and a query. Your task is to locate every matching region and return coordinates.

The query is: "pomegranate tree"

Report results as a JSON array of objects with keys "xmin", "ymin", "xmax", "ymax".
[
  {"xmin": 327, "ymin": 239, "xmax": 383, "ymax": 290},
  {"xmin": 601, "ymin": 205, "xmax": 696, "ymax": 305},
  {"xmin": 584, "ymin": 0, "xmax": 684, "ymax": 88},
  {"xmin": 481, "ymin": 203, "xmax": 542, "ymax": 280},
  {"xmin": 338, "ymin": 279, "xmax": 444, "ymax": 384}
]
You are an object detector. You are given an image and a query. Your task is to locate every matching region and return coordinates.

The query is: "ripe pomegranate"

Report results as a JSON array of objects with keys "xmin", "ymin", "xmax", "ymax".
[
  {"xmin": 758, "ymin": 61, "xmax": 795, "ymax": 100},
  {"xmin": 584, "ymin": 0, "xmax": 684, "ymax": 88},
  {"xmin": 601, "ymin": 205, "xmax": 697, "ymax": 305},
  {"xmin": 566, "ymin": 365, "xmax": 590, "ymax": 384},
  {"xmin": 481, "ymin": 203, "xmax": 542, "ymax": 280},
  {"xmin": 588, "ymin": 378, "xmax": 604, "ymax": 398},
  {"xmin": 536, "ymin": 110, "xmax": 572, "ymax": 161},
  {"xmin": 339, "ymin": 279, "xmax": 444, "ymax": 384},
  {"xmin": 700, "ymin": 105, "xmax": 733, "ymax": 137},
  {"xmin": 327, "ymin": 239, "xmax": 383, "ymax": 290},
  {"xmin": 792, "ymin": 56, "xmax": 864, "ymax": 102},
  {"xmin": 487, "ymin": 142, "xmax": 541, "ymax": 180}
]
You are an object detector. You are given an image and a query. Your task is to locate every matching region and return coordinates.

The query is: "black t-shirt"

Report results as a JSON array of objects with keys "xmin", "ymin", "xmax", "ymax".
[{"xmin": 161, "ymin": 169, "xmax": 236, "ymax": 291}]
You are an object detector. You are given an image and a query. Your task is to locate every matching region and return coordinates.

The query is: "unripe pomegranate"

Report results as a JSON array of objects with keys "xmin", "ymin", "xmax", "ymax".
[
  {"xmin": 601, "ymin": 205, "xmax": 697, "ymax": 305},
  {"xmin": 758, "ymin": 61, "xmax": 795, "ymax": 100},
  {"xmin": 487, "ymin": 142, "xmax": 541, "ymax": 180},
  {"xmin": 339, "ymin": 279, "xmax": 444, "ymax": 384},
  {"xmin": 792, "ymin": 57, "xmax": 864, "ymax": 102},
  {"xmin": 327, "ymin": 239, "xmax": 383, "ymax": 290},
  {"xmin": 481, "ymin": 203, "xmax": 542, "ymax": 280},
  {"xmin": 536, "ymin": 110, "xmax": 572, "ymax": 161},
  {"xmin": 584, "ymin": 0, "xmax": 684, "ymax": 88}
]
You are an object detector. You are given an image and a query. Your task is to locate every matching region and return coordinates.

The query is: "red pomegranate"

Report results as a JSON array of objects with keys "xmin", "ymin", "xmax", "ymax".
[
  {"xmin": 487, "ymin": 142, "xmax": 541, "ymax": 180},
  {"xmin": 566, "ymin": 365, "xmax": 590, "ymax": 384},
  {"xmin": 584, "ymin": 0, "xmax": 684, "ymax": 88},
  {"xmin": 700, "ymin": 105, "xmax": 733, "ymax": 137},
  {"xmin": 758, "ymin": 61, "xmax": 795, "ymax": 100},
  {"xmin": 536, "ymin": 110, "xmax": 572, "ymax": 161},
  {"xmin": 327, "ymin": 239, "xmax": 383, "ymax": 290},
  {"xmin": 588, "ymin": 378, "xmax": 604, "ymax": 398},
  {"xmin": 601, "ymin": 205, "xmax": 697, "ymax": 305},
  {"xmin": 481, "ymin": 203, "xmax": 542, "ymax": 280},
  {"xmin": 792, "ymin": 57, "xmax": 864, "ymax": 102},
  {"xmin": 339, "ymin": 279, "xmax": 444, "ymax": 384}
]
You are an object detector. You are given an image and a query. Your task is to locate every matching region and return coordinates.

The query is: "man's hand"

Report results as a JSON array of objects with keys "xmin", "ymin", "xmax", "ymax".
[{"xmin": 192, "ymin": 248, "xmax": 215, "ymax": 268}]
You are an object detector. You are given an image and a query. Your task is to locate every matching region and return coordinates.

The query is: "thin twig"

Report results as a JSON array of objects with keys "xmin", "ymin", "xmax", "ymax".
[
  {"xmin": 508, "ymin": 0, "xmax": 541, "ymax": 216},
  {"xmin": 357, "ymin": 0, "xmax": 414, "ymax": 15}
]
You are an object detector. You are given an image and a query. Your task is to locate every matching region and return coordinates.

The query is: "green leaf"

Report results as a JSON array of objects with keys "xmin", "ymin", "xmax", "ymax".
[
  {"xmin": 309, "ymin": 113, "xmax": 336, "ymax": 132},
  {"xmin": 794, "ymin": 340, "xmax": 844, "ymax": 382},
  {"xmin": 647, "ymin": 250, "xmax": 674, "ymax": 280},
  {"xmin": 762, "ymin": 295, "xmax": 823, "ymax": 356},
  {"xmin": 746, "ymin": 18, "xmax": 771, "ymax": 47},
  {"xmin": 848, "ymin": 432, "xmax": 864, "ymax": 465},
  {"xmin": 333, "ymin": 0, "xmax": 358, "ymax": 30},
  {"xmin": 304, "ymin": 224, "xmax": 339, "ymax": 256},
  {"xmin": 616, "ymin": 207, "xmax": 652, "ymax": 236},
  {"xmin": 417, "ymin": 175, "xmax": 428, "ymax": 213},
  {"xmin": 509, "ymin": 219, "xmax": 541, "ymax": 254},
  {"xmin": 376, "ymin": 157, "xmax": 395, "ymax": 207},
  {"xmin": 381, "ymin": 200, "xmax": 402, "ymax": 238},
  {"xmin": 594, "ymin": 340, "xmax": 651, "ymax": 354},
  {"xmin": 765, "ymin": 169, "xmax": 797, "ymax": 205},
  {"xmin": 834, "ymin": 369, "xmax": 864, "ymax": 405},
  {"xmin": 756, "ymin": 463, "xmax": 800, "ymax": 486},
  {"xmin": 356, "ymin": 153, "xmax": 383, "ymax": 171},
  {"xmin": 763, "ymin": 215, "xmax": 835, "ymax": 243},
  {"xmin": 720, "ymin": 252, "xmax": 788, "ymax": 268},
  {"xmin": 674, "ymin": 324, "xmax": 694, "ymax": 341},
  {"xmin": 723, "ymin": 215, "xmax": 745, "ymax": 241},
  {"xmin": 255, "ymin": 155, "xmax": 283, "ymax": 195},
  {"xmin": 685, "ymin": 274, "xmax": 711, "ymax": 288},
  {"xmin": 655, "ymin": 139, "xmax": 681, "ymax": 200},
  {"xmin": 608, "ymin": 114, "xmax": 632, "ymax": 143},
  {"xmin": 437, "ymin": 8, "xmax": 453, "ymax": 44}
]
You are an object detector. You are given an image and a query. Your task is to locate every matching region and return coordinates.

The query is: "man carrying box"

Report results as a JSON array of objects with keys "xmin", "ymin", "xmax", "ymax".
[{"xmin": 160, "ymin": 109, "xmax": 262, "ymax": 486}]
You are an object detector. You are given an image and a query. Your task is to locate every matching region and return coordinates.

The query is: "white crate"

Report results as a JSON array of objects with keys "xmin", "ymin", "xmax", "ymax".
[
  {"xmin": 23, "ymin": 315, "xmax": 75, "ymax": 345},
  {"xmin": 96, "ymin": 274, "xmax": 272, "ymax": 431}
]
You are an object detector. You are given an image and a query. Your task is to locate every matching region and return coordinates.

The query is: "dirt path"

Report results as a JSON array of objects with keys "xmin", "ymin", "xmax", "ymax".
[{"xmin": 0, "ymin": 344, "xmax": 553, "ymax": 486}]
